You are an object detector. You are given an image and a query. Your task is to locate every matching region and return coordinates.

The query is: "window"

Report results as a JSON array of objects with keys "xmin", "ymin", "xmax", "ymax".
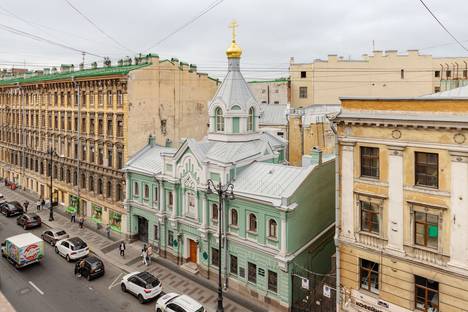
[
  {"xmin": 144, "ymin": 184, "xmax": 149, "ymax": 199},
  {"xmin": 107, "ymin": 118, "xmax": 113, "ymax": 136},
  {"xmin": 133, "ymin": 182, "xmax": 139, "ymax": 196},
  {"xmin": 247, "ymin": 107, "xmax": 255, "ymax": 131},
  {"xmin": 299, "ymin": 86, "xmax": 307, "ymax": 98},
  {"xmin": 300, "ymin": 71, "xmax": 306, "ymax": 78},
  {"xmin": 249, "ymin": 214, "xmax": 257, "ymax": 232},
  {"xmin": 415, "ymin": 276, "xmax": 439, "ymax": 311},
  {"xmin": 117, "ymin": 151, "xmax": 123, "ymax": 169},
  {"xmin": 434, "ymin": 70, "xmax": 440, "ymax": 78},
  {"xmin": 268, "ymin": 219, "xmax": 278, "ymax": 239},
  {"xmin": 107, "ymin": 91, "xmax": 113, "ymax": 107},
  {"xmin": 360, "ymin": 201, "xmax": 380, "ymax": 234},
  {"xmin": 107, "ymin": 181, "xmax": 112, "ymax": 198},
  {"xmin": 248, "ymin": 262, "xmax": 257, "ymax": 283},
  {"xmin": 415, "ymin": 152, "xmax": 438, "ymax": 188},
  {"xmin": 230, "ymin": 255, "xmax": 238, "ymax": 275},
  {"xmin": 154, "ymin": 187, "xmax": 159, "ymax": 203},
  {"xmin": 434, "ymin": 86, "xmax": 440, "ymax": 93},
  {"xmin": 89, "ymin": 176, "xmax": 94, "ymax": 192},
  {"xmin": 268, "ymin": 271, "xmax": 278, "ymax": 293},
  {"xmin": 360, "ymin": 147, "xmax": 379, "ymax": 178},
  {"xmin": 360, "ymin": 259, "xmax": 379, "ymax": 294},
  {"xmin": 187, "ymin": 192, "xmax": 196, "ymax": 216},
  {"xmin": 168, "ymin": 191, "xmax": 173, "ymax": 208},
  {"xmin": 154, "ymin": 225, "xmax": 159, "ymax": 240},
  {"xmin": 415, "ymin": 211, "xmax": 438, "ymax": 249},
  {"xmin": 446, "ymin": 70, "xmax": 451, "ymax": 78},
  {"xmin": 215, "ymin": 107, "xmax": 224, "ymax": 132},
  {"xmin": 212, "ymin": 203, "xmax": 218, "ymax": 222},
  {"xmin": 97, "ymin": 178, "xmax": 103, "ymax": 195},
  {"xmin": 464, "ymin": 70, "xmax": 468, "ymax": 79},
  {"xmin": 230, "ymin": 209, "xmax": 238, "ymax": 226},
  {"xmin": 117, "ymin": 90, "xmax": 123, "ymax": 106},
  {"xmin": 400, "ymin": 69, "xmax": 405, "ymax": 79},
  {"xmin": 168, "ymin": 230, "xmax": 174, "ymax": 247},
  {"xmin": 98, "ymin": 92, "xmax": 104, "ymax": 106},
  {"xmin": 211, "ymin": 248, "xmax": 220, "ymax": 267}
]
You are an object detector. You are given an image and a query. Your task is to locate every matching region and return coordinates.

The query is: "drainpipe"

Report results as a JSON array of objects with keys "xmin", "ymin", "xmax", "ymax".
[{"xmin": 330, "ymin": 121, "xmax": 340, "ymax": 312}]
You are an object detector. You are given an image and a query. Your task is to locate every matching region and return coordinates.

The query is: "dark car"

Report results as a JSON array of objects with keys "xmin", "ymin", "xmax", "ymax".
[
  {"xmin": 74, "ymin": 256, "xmax": 105, "ymax": 281},
  {"xmin": 16, "ymin": 213, "xmax": 42, "ymax": 229},
  {"xmin": 1, "ymin": 201, "xmax": 24, "ymax": 217}
]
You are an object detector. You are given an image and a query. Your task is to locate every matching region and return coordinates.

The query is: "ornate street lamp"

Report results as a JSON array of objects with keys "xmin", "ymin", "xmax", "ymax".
[{"xmin": 206, "ymin": 179, "xmax": 234, "ymax": 312}]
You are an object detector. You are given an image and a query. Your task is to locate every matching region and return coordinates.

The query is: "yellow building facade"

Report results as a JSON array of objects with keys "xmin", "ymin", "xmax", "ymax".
[
  {"xmin": 290, "ymin": 50, "xmax": 468, "ymax": 107},
  {"xmin": 0, "ymin": 55, "xmax": 218, "ymax": 234},
  {"xmin": 333, "ymin": 91, "xmax": 468, "ymax": 311}
]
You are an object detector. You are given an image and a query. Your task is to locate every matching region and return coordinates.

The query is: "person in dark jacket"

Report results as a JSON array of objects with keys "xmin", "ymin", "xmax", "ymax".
[{"xmin": 119, "ymin": 241, "xmax": 126, "ymax": 257}]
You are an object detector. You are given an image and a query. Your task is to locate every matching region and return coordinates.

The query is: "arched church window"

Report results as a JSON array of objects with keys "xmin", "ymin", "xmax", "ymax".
[
  {"xmin": 248, "ymin": 107, "xmax": 255, "ymax": 131},
  {"xmin": 215, "ymin": 107, "xmax": 224, "ymax": 132}
]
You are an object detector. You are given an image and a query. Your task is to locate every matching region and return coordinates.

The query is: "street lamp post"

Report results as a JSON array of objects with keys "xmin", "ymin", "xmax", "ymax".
[
  {"xmin": 47, "ymin": 147, "xmax": 59, "ymax": 221},
  {"xmin": 206, "ymin": 179, "xmax": 234, "ymax": 312}
]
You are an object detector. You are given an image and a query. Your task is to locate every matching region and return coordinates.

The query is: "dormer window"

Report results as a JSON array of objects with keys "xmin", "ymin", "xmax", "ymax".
[
  {"xmin": 215, "ymin": 107, "xmax": 224, "ymax": 132},
  {"xmin": 248, "ymin": 107, "xmax": 255, "ymax": 131}
]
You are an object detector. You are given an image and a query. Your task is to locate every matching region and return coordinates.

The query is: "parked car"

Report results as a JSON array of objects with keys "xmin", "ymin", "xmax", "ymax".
[
  {"xmin": 54, "ymin": 237, "xmax": 89, "ymax": 262},
  {"xmin": 156, "ymin": 293, "xmax": 205, "ymax": 312},
  {"xmin": 41, "ymin": 229, "xmax": 69, "ymax": 246},
  {"xmin": 0, "ymin": 201, "xmax": 24, "ymax": 217},
  {"xmin": 16, "ymin": 213, "xmax": 42, "ymax": 229},
  {"xmin": 74, "ymin": 256, "xmax": 105, "ymax": 281},
  {"xmin": 121, "ymin": 271, "xmax": 162, "ymax": 303}
]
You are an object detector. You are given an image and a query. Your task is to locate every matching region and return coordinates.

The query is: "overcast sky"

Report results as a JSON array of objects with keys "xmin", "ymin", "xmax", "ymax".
[{"xmin": 0, "ymin": 0, "xmax": 467, "ymax": 80}]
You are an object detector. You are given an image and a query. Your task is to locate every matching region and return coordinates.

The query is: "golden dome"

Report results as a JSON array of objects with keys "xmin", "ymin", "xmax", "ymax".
[
  {"xmin": 226, "ymin": 41, "xmax": 242, "ymax": 58},
  {"xmin": 226, "ymin": 20, "xmax": 242, "ymax": 58}
]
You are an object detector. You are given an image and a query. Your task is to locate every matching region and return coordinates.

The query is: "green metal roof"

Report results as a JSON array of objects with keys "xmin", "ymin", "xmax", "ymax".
[
  {"xmin": 0, "ymin": 63, "xmax": 151, "ymax": 86},
  {"xmin": 248, "ymin": 78, "xmax": 289, "ymax": 84}
]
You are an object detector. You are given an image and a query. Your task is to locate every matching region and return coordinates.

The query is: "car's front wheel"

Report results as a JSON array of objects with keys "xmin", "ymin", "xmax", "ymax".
[
  {"xmin": 137, "ymin": 294, "xmax": 144, "ymax": 304},
  {"xmin": 156, "ymin": 309, "xmax": 162, "ymax": 312},
  {"xmin": 55, "ymin": 247, "xmax": 59, "ymax": 254},
  {"xmin": 120, "ymin": 283, "xmax": 126, "ymax": 292}
]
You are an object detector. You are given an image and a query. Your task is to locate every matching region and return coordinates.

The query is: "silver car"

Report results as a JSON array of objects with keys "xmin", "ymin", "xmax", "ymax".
[{"xmin": 41, "ymin": 228, "xmax": 69, "ymax": 246}]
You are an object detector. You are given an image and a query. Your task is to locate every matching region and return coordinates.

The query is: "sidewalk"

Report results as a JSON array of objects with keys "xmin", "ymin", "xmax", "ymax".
[
  {"xmin": 0, "ymin": 291, "xmax": 15, "ymax": 312},
  {"xmin": 0, "ymin": 185, "xmax": 266, "ymax": 312}
]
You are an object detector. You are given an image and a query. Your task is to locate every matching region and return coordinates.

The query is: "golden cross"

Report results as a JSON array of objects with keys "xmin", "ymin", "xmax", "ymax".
[{"xmin": 229, "ymin": 20, "xmax": 238, "ymax": 42}]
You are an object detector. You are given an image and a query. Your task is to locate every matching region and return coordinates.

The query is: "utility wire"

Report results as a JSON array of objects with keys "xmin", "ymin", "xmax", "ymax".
[
  {"xmin": 0, "ymin": 23, "xmax": 104, "ymax": 58},
  {"xmin": 417, "ymin": 0, "xmax": 468, "ymax": 52},
  {"xmin": 144, "ymin": 0, "xmax": 226, "ymax": 52},
  {"xmin": 63, "ymin": 0, "xmax": 135, "ymax": 54}
]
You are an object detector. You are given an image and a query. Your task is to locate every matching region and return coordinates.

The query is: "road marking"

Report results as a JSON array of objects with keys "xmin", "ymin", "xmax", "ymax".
[
  {"xmin": 28, "ymin": 281, "xmax": 44, "ymax": 295},
  {"xmin": 108, "ymin": 272, "xmax": 123, "ymax": 290}
]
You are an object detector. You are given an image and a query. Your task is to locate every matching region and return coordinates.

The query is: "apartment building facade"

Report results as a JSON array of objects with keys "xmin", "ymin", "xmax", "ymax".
[
  {"xmin": 290, "ymin": 50, "xmax": 468, "ymax": 107},
  {"xmin": 333, "ymin": 87, "xmax": 468, "ymax": 312},
  {"xmin": 248, "ymin": 78, "xmax": 290, "ymax": 105},
  {"xmin": 0, "ymin": 55, "xmax": 218, "ymax": 234}
]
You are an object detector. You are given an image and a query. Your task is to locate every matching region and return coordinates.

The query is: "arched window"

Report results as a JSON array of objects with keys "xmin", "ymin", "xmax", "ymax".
[
  {"xmin": 53, "ymin": 165, "xmax": 58, "ymax": 178},
  {"xmin": 269, "ymin": 219, "xmax": 278, "ymax": 239},
  {"xmin": 231, "ymin": 209, "xmax": 238, "ymax": 226},
  {"xmin": 66, "ymin": 169, "xmax": 71, "ymax": 183},
  {"xmin": 215, "ymin": 107, "xmax": 224, "ymax": 132},
  {"xmin": 107, "ymin": 181, "xmax": 112, "ymax": 198},
  {"xmin": 134, "ymin": 182, "xmax": 139, "ymax": 196},
  {"xmin": 247, "ymin": 107, "xmax": 255, "ymax": 131},
  {"xmin": 97, "ymin": 178, "xmax": 103, "ymax": 195},
  {"xmin": 144, "ymin": 184, "xmax": 149, "ymax": 199},
  {"xmin": 116, "ymin": 184, "xmax": 123, "ymax": 201},
  {"xmin": 212, "ymin": 203, "xmax": 219, "ymax": 221},
  {"xmin": 80, "ymin": 173, "xmax": 86, "ymax": 188},
  {"xmin": 249, "ymin": 214, "xmax": 257, "ymax": 232},
  {"xmin": 60, "ymin": 167, "xmax": 64, "ymax": 181},
  {"xmin": 89, "ymin": 176, "xmax": 94, "ymax": 192}
]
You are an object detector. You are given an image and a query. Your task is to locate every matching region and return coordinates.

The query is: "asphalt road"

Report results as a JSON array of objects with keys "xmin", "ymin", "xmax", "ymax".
[{"xmin": 0, "ymin": 213, "xmax": 158, "ymax": 312}]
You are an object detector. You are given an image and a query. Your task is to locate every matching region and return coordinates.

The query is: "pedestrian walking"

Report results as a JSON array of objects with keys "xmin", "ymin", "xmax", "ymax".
[
  {"xmin": 76, "ymin": 258, "xmax": 86, "ymax": 277},
  {"xmin": 106, "ymin": 224, "xmax": 111, "ymax": 239},
  {"xmin": 40, "ymin": 198, "xmax": 45, "ymax": 210},
  {"xmin": 23, "ymin": 201, "xmax": 29, "ymax": 213},
  {"xmin": 70, "ymin": 211, "xmax": 76, "ymax": 223},
  {"xmin": 36, "ymin": 200, "xmax": 41, "ymax": 211},
  {"xmin": 141, "ymin": 247, "xmax": 148, "ymax": 266},
  {"xmin": 119, "ymin": 241, "xmax": 126, "ymax": 257},
  {"xmin": 147, "ymin": 245, "xmax": 153, "ymax": 264},
  {"xmin": 79, "ymin": 216, "xmax": 84, "ymax": 229}
]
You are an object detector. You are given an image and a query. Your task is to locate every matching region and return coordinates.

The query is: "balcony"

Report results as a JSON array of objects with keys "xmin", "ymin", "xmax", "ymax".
[
  {"xmin": 404, "ymin": 244, "xmax": 449, "ymax": 267},
  {"xmin": 357, "ymin": 232, "xmax": 386, "ymax": 249}
]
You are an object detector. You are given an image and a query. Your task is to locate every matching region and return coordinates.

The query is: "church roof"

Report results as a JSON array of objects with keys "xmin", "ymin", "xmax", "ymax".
[
  {"xmin": 212, "ymin": 68, "xmax": 257, "ymax": 111},
  {"xmin": 123, "ymin": 143, "xmax": 176, "ymax": 175}
]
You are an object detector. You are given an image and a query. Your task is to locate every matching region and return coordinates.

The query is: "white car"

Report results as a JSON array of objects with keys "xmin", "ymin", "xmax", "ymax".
[
  {"xmin": 54, "ymin": 237, "xmax": 89, "ymax": 261},
  {"xmin": 156, "ymin": 293, "xmax": 205, "ymax": 312},
  {"xmin": 121, "ymin": 271, "xmax": 162, "ymax": 303}
]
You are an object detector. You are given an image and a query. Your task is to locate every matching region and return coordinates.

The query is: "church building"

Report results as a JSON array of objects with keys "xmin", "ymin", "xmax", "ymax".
[{"xmin": 123, "ymin": 23, "xmax": 335, "ymax": 311}]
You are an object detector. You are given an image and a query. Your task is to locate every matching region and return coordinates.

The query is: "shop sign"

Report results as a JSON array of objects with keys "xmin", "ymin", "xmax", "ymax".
[
  {"xmin": 355, "ymin": 301, "xmax": 384, "ymax": 312},
  {"xmin": 323, "ymin": 284, "xmax": 331, "ymax": 298},
  {"xmin": 301, "ymin": 277, "xmax": 309, "ymax": 290}
]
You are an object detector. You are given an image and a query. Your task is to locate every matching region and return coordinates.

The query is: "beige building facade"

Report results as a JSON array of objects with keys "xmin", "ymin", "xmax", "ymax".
[
  {"xmin": 290, "ymin": 50, "xmax": 468, "ymax": 107},
  {"xmin": 333, "ymin": 88, "xmax": 468, "ymax": 312},
  {"xmin": 248, "ymin": 78, "xmax": 290, "ymax": 104},
  {"xmin": 0, "ymin": 55, "xmax": 218, "ymax": 234}
]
